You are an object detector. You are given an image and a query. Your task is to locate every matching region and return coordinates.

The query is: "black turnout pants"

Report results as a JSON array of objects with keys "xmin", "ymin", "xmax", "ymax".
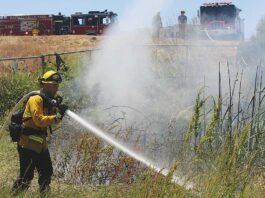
[{"xmin": 12, "ymin": 146, "xmax": 53, "ymax": 193}]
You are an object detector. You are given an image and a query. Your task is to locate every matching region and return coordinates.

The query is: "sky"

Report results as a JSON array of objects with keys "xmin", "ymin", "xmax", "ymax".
[{"xmin": 0, "ymin": 0, "xmax": 264, "ymax": 39}]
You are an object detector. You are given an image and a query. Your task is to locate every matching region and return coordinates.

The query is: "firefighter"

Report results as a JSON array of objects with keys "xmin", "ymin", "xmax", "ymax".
[
  {"xmin": 152, "ymin": 12, "xmax": 163, "ymax": 41},
  {"xmin": 32, "ymin": 28, "xmax": 40, "ymax": 36},
  {"xmin": 178, "ymin": 10, "xmax": 188, "ymax": 39},
  {"xmin": 12, "ymin": 70, "xmax": 68, "ymax": 195}
]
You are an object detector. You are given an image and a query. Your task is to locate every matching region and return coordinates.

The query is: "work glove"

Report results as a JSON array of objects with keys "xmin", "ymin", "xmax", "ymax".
[{"xmin": 56, "ymin": 104, "xmax": 68, "ymax": 120}]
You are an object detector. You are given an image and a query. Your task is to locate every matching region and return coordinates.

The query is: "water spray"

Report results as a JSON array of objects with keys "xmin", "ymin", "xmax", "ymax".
[
  {"xmin": 1, "ymin": 91, "xmax": 193, "ymax": 190},
  {"xmin": 66, "ymin": 110, "xmax": 193, "ymax": 190}
]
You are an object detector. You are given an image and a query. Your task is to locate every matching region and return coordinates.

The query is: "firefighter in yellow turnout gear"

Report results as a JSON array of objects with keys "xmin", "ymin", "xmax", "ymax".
[{"xmin": 12, "ymin": 70, "xmax": 68, "ymax": 195}]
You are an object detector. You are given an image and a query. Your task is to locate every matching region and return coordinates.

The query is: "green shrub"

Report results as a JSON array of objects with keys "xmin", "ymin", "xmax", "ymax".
[{"xmin": 0, "ymin": 72, "xmax": 38, "ymax": 123}]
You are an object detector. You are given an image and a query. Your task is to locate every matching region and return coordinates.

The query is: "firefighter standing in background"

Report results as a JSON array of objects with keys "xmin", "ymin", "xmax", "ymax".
[
  {"xmin": 12, "ymin": 70, "xmax": 68, "ymax": 195},
  {"xmin": 152, "ymin": 12, "xmax": 162, "ymax": 41},
  {"xmin": 178, "ymin": 10, "xmax": 188, "ymax": 39}
]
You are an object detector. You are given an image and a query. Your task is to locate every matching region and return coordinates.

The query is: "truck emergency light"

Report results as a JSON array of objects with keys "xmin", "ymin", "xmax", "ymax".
[{"xmin": 203, "ymin": 2, "xmax": 232, "ymax": 6}]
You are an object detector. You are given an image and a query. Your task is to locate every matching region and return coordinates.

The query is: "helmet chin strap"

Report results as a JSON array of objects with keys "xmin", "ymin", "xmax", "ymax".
[{"xmin": 41, "ymin": 88, "xmax": 55, "ymax": 99}]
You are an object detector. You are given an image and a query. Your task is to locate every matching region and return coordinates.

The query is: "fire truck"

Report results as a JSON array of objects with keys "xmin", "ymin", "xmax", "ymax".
[
  {"xmin": 160, "ymin": 2, "xmax": 244, "ymax": 40},
  {"xmin": 0, "ymin": 10, "xmax": 117, "ymax": 36},
  {"xmin": 199, "ymin": 2, "xmax": 244, "ymax": 40}
]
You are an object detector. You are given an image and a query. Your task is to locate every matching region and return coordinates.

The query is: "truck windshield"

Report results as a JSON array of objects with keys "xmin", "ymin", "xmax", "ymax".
[
  {"xmin": 201, "ymin": 5, "xmax": 236, "ymax": 24},
  {"xmin": 110, "ymin": 15, "xmax": 118, "ymax": 24},
  {"xmin": 73, "ymin": 17, "xmax": 86, "ymax": 26}
]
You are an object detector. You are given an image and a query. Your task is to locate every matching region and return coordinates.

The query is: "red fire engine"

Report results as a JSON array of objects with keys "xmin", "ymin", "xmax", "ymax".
[
  {"xmin": 0, "ymin": 10, "xmax": 117, "ymax": 36},
  {"xmin": 199, "ymin": 2, "xmax": 244, "ymax": 40}
]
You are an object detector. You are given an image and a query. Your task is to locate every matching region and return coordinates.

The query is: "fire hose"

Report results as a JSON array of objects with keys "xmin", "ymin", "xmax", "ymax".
[{"xmin": 1, "ymin": 91, "xmax": 193, "ymax": 190}]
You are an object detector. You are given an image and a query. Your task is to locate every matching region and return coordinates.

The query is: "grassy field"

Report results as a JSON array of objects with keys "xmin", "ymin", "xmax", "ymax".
[
  {"xmin": 0, "ymin": 35, "xmax": 100, "ymax": 58},
  {"xmin": 0, "ymin": 133, "xmax": 192, "ymax": 197},
  {"xmin": 0, "ymin": 35, "xmax": 100, "ymax": 75},
  {"xmin": 1, "ymin": 34, "xmax": 265, "ymax": 197}
]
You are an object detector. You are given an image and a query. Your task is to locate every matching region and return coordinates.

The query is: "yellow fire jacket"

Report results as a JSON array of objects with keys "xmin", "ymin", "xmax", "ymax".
[{"xmin": 18, "ymin": 94, "xmax": 57, "ymax": 153}]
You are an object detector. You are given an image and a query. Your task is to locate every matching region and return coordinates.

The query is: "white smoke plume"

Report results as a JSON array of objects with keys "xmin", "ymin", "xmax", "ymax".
[
  {"xmin": 83, "ymin": 0, "xmax": 170, "ymax": 116},
  {"xmin": 73, "ymin": 0, "xmax": 263, "ymax": 166}
]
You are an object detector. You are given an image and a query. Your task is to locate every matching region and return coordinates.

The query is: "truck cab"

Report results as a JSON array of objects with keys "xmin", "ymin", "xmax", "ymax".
[
  {"xmin": 199, "ymin": 2, "xmax": 244, "ymax": 40},
  {"xmin": 52, "ymin": 13, "xmax": 70, "ymax": 35},
  {"xmin": 71, "ymin": 10, "xmax": 118, "ymax": 35}
]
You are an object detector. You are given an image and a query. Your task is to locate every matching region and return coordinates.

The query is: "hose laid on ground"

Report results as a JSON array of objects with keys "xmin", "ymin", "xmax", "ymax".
[{"xmin": 204, "ymin": 28, "xmax": 215, "ymax": 42}]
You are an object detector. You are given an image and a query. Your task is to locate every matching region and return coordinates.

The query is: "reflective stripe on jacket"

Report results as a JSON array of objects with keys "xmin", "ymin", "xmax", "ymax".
[{"xmin": 19, "ymin": 94, "xmax": 57, "ymax": 153}]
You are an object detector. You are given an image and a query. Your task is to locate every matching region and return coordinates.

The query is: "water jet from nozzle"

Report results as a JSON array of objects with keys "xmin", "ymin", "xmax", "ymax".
[{"xmin": 66, "ymin": 110, "xmax": 193, "ymax": 190}]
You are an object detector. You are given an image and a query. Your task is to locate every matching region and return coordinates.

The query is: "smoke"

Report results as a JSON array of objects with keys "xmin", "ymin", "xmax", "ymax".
[
  {"xmin": 71, "ymin": 1, "xmax": 265, "ymax": 167},
  {"xmin": 83, "ymin": 0, "xmax": 170, "ymax": 116}
]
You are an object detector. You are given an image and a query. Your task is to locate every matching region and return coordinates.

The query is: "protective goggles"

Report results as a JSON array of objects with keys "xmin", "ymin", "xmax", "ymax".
[{"xmin": 41, "ymin": 73, "xmax": 62, "ymax": 84}]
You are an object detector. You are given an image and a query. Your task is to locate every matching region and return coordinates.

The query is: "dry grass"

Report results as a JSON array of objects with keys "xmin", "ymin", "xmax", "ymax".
[
  {"xmin": 0, "ymin": 35, "xmax": 258, "ymax": 197},
  {"xmin": 0, "ymin": 35, "xmax": 101, "ymax": 73},
  {"xmin": 0, "ymin": 35, "xmax": 100, "ymax": 58},
  {"xmin": 0, "ymin": 35, "xmax": 238, "ymax": 73}
]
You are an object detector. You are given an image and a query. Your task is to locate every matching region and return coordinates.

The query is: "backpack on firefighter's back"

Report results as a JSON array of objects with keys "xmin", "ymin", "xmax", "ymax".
[
  {"xmin": 8, "ymin": 93, "xmax": 44, "ymax": 142},
  {"xmin": 9, "ymin": 108, "xmax": 28, "ymax": 142},
  {"xmin": 8, "ymin": 93, "xmax": 52, "ymax": 142},
  {"xmin": 8, "ymin": 93, "xmax": 61, "ymax": 142}
]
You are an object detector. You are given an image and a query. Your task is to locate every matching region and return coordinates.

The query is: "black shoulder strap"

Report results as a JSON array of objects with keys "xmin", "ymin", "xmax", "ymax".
[
  {"xmin": 21, "ymin": 93, "xmax": 42, "ymax": 124},
  {"xmin": 36, "ymin": 93, "xmax": 54, "ymax": 134},
  {"xmin": 22, "ymin": 117, "xmax": 32, "ymax": 123},
  {"xmin": 23, "ymin": 92, "xmax": 54, "ymax": 135},
  {"xmin": 36, "ymin": 93, "xmax": 54, "ymax": 135},
  {"xmin": 21, "ymin": 92, "xmax": 50, "ymax": 123}
]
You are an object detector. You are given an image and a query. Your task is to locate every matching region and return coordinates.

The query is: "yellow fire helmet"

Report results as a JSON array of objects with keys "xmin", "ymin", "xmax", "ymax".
[{"xmin": 39, "ymin": 70, "xmax": 62, "ymax": 84}]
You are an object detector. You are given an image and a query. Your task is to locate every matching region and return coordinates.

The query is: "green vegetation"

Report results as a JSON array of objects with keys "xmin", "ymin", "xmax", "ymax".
[
  {"xmin": 2, "ymin": 19, "xmax": 265, "ymax": 197},
  {"xmin": 0, "ymin": 56, "xmax": 191, "ymax": 197},
  {"xmin": 0, "ymin": 72, "xmax": 39, "ymax": 123},
  {"xmin": 180, "ymin": 93, "xmax": 265, "ymax": 197}
]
